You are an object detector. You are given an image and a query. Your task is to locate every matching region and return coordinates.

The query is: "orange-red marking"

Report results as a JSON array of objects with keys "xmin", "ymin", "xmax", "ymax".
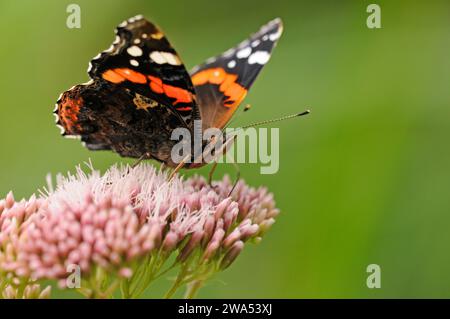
[
  {"xmin": 102, "ymin": 69, "xmax": 193, "ymax": 111},
  {"xmin": 191, "ymin": 68, "xmax": 247, "ymax": 108},
  {"xmin": 102, "ymin": 70, "xmax": 126, "ymax": 83},
  {"xmin": 102, "ymin": 68, "xmax": 147, "ymax": 84},
  {"xmin": 113, "ymin": 68, "xmax": 147, "ymax": 84},
  {"xmin": 148, "ymin": 75, "xmax": 193, "ymax": 109},
  {"xmin": 58, "ymin": 95, "xmax": 83, "ymax": 133}
]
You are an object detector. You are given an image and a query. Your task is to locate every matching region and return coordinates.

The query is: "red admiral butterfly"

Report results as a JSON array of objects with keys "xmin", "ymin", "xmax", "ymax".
[{"xmin": 54, "ymin": 15, "xmax": 284, "ymax": 170}]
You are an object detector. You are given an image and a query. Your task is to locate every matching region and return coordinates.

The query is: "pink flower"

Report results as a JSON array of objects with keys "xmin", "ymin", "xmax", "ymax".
[
  {"xmin": 0, "ymin": 163, "xmax": 279, "ymax": 298},
  {"xmin": 0, "ymin": 192, "xmax": 51, "ymax": 298}
]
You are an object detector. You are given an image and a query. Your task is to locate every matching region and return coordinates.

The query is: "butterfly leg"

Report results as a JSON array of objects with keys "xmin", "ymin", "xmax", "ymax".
[
  {"xmin": 168, "ymin": 154, "xmax": 190, "ymax": 181},
  {"xmin": 228, "ymin": 162, "xmax": 241, "ymax": 197},
  {"xmin": 208, "ymin": 161, "xmax": 219, "ymax": 187},
  {"xmin": 132, "ymin": 152, "xmax": 151, "ymax": 169}
]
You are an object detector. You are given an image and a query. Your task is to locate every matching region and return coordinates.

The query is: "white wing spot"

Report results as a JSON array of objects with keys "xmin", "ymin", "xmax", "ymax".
[
  {"xmin": 130, "ymin": 59, "xmax": 139, "ymax": 67},
  {"xmin": 56, "ymin": 124, "xmax": 65, "ymax": 135},
  {"xmin": 163, "ymin": 52, "xmax": 181, "ymax": 65},
  {"xmin": 262, "ymin": 35, "xmax": 269, "ymax": 41},
  {"xmin": 127, "ymin": 45, "xmax": 143, "ymax": 57},
  {"xmin": 251, "ymin": 40, "xmax": 261, "ymax": 47},
  {"xmin": 104, "ymin": 45, "xmax": 115, "ymax": 53},
  {"xmin": 142, "ymin": 33, "xmax": 148, "ymax": 39},
  {"xmin": 237, "ymin": 47, "xmax": 252, "ymax": 59},
  {"xmin": 227, "ymin": 60, "xmax": 237, "ymax": 68},
  {"xmin": 248, "ymin": 51, "xmax": 271, "ymax": 65},
  {"xmin": 65, "ymin": 135, "xmax": 81, "ymax": 140},
  {"xmin": 150, "ymin": 51, "xmax": 166, "ymax": 64},
  {"xmin": 149, "ymin": 51, "xmax": 181, "ymax": 65},
  {"xmin": 269, "ymin": 28, "xmax": 283, "ymax": 41},
  {"xmin": 134, "ymin": 38, "xmax": 141, "ymax": 44}
]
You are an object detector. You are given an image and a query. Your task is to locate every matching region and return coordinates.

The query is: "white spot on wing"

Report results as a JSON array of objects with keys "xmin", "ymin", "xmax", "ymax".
[
  {"xmin": 149, "ymin": 51, "xmax": 181, "ymax": 65},
  {"xmin": 65, "ymin": 135, "xmax": 81, "ymax": 140},
  {"xmin": 237, "ymin": 47, "xmax": 252, "ymax": 59},
  {"xmin": 127, "ymin": 45, "xmax": 143, "ymax": 57},
  {"xmin": 56, "ymin": 124, "xmax": 65, "ymax": 135},
  {"xmin": 150, "ymin": 51, "xmax": 166, "ymax": 64},
  {"xmin": 248, "ymin": 51, "xmax": 271, "ymax": 65},
  {"xmin": 227, "ymin": 60, "xmax": 236, "ymax": 68},
  {"xmin": 81, "ymin": 79, "xmax": 94, "ymax": 86},
  {"xmin": 104, "ymin": 45, "xmax": 115, "ymax": 53},
  {"xmin": 134, "ymin": 38, "xmax": 141, "ymax": 44},
  {"xmin": 130, "ymin": 59, "xmax": 139, "ymax": 67},
  {"xmin": 56, "ymin": 92, "xmax": 63, "ymax": 103},
  {"xmin": 251, "ymin": 40, "xmax": 261, "ymax": 47},
  {"xmin": 163, "ymin": 52, "xmax": 181, "ymax": 65},
  {"xmin": 269, "ymin": 27, "xmax": 283, "ymax": 41}
]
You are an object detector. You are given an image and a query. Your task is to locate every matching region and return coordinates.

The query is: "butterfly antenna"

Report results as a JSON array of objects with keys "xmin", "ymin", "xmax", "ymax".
[
  {"xmin": 223, "ymin": 104, "xmax": 252, "ymax": 130},
  {"xmin": 238, "ymin": 109, "xmax": 310, "ymax": 130}
]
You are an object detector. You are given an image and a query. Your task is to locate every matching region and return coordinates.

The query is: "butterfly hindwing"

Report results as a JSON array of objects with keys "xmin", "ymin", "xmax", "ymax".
[
  {"xmin": 190, "ymin": 18, "xmax": 283, "ymax": 130},
  {"xmin": 89, "ymin": 15, "xmax": 199, "ymax": 119}
]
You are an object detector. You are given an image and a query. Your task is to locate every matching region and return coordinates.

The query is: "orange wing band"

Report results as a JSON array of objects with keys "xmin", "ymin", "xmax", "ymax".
[
  {"xmin": 148, "ymin": 76, "xmax": 193, "ymax": 108},
  {"xmin": 191, "ymin": 68, "xmax": 247, "ymax": 108}
]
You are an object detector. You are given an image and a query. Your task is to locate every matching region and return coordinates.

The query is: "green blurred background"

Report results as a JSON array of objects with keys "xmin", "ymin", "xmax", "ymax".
[{"xmin": 1, "ymin": 0, "xmax": 450, "ymax": 298}]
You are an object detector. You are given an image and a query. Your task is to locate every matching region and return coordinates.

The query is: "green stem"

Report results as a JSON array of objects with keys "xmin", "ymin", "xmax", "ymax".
[
  {"xmin": 164, "ymin": 264, "xmax": 189, "ymax": 299},
  {"xmin": 130, "ymin": 254, "xmax": 158, "ymax": 298},
  {"xmin": 102, "ymin": 279, "xmax": 120, "ymax": 298},
  {"xmin": 16, "ymin": 278, "xmax": 29, "ymax": 299},
  {"xmin": 120, "ymin": 279, "xmax": 131, "ymax": 299},
  {"xmin": 184, "ymin": 280, "xmax": 203, "ymax": 299}
]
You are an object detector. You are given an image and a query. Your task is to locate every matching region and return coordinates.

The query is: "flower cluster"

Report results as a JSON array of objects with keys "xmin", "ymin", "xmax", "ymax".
[
  {"xmin": 0, "ymin": 163, "xmax": 278, "ymax": 298},
  {"xmin": 0, "ymin": 192, "xmax": 52, "ymax": 298}
]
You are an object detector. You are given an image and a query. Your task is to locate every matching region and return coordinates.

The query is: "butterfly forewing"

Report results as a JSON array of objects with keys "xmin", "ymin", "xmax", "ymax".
[
  {"xmin": 190, "ymin": 18, "xmax": 283, "ymax": 130},
  {"xmin": 89, "ymin": 15, "xmax": 199, "ymax": 120}
]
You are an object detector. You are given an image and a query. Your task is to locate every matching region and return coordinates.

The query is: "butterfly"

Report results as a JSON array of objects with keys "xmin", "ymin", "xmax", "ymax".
[{"xmin": 54, "ymin": 15, "xmax": 284, "ymax": 171}]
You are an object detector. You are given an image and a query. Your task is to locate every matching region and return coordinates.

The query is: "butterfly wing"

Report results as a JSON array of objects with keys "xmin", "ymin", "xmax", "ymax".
[
  {"xmin": 55, "ymin": 16, "xmax": 201, "ymax": 163},
  {"xmin": 89, "ymin": 15, "xmax": 199, "ymax": 121},
  {"xmin": 190, "ymin": 18, "xmax": 283, "ymax": 130}
]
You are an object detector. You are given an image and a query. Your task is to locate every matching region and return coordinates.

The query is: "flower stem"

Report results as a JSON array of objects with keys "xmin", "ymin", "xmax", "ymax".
[
  {"xmin": 184, "ymin": 280, "xmax": 203, "ymax": 299},
  {"xmin": 164, "ymin": 264, "xmax": 189, "ymax": 299},
  {"xmin": 120, "ymin": 279, "xmax": 131, "ymax": 299}
]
